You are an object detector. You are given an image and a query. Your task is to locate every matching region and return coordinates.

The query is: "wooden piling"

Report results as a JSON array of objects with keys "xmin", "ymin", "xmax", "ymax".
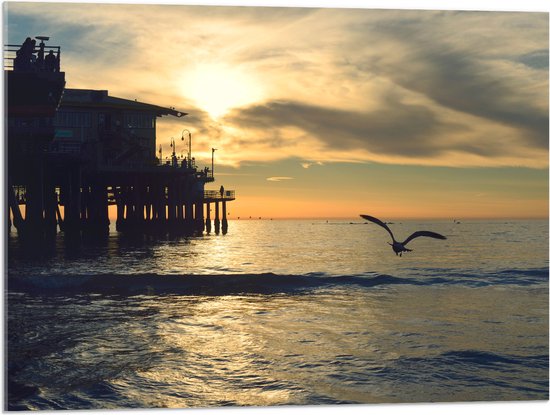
[
  {"xmin": 8, "ymin": 183, "xmax": 24, "ymax": 231},
  {"xmin": 25, "ymin": 159, "xmax": 45, "ymax": 234},
  {"xmin": 177, "ymin": 179, "xmax": 185, "ymax": 227},
  {"xmin": 81, "ymin": 185, "xmax": 90, "ymax": 225},
  {"xmin": 56, "ymin": 203, "xmax": 64, "ymax": 231},
  {"xmin": 221, "ymin": 200, "xmax": 228, "ymax": 235},
  {"xmin": 159, "ymin": 184, "xmax": 167, "ymax": 222},
  {"xmin": 195, "ymin": 201, "xmax": 204, "ymax": 233},
  {"xmin": 115, "ymin": 187, "xmax": 124, "ymax": 231},
  {"xmin": 63, "ymin": 165, "xmax": 82, "ymax": 235},
  {"xmin": 167, "ymin": 180, "xmax": 176, "ymax": 225},
  {"xmin": 214, "ymin": 201, "xmax": 220, "ymax": 234},
  {"xmin": 43, "ymin": 181, "xmax": 58, "ymax": 236},
  {"xmin": 205, "ymin": 202, "xmax": 211, "ymax": 234},
  {"xmin": 92, "ymin": 181, "xmax": 109, "ymax": 234}
]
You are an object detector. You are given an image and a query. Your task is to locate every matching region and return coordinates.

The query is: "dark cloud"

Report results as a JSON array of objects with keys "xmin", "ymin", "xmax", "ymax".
[
  {"xmin": 235, "ymin": 10, "xmax": 549, "ymax": 155},
  {"xmin": 384, "ymin": 48, "xmax": 548, "ymax": 148},
  {"xmin": 7, "ymin": 4, "xmax": 137, "ymax": 66},
  {"xmin": 516, "ymin": 49, "xmax": 549, "ymax": 70},
  {"xmin": 225, "ymin": 97, "xmax": 470, "ymax": 158},
  {"xmin": 160, "ymin": 105, "xmax": 225, "ymax": 145},
  {"xmin": 356, "ymin": 12, "xmax": 549, "ymax": 149}
]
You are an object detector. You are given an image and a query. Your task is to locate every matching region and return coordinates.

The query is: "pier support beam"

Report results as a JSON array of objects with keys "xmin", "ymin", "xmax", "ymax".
[
  {"xmin": 134, "ymin": 179, "xmax": 144, "ymax": 227},
  {"xmin": 221, "ymin": 201, "xmax": 228, "ymax": 235},
  {"xmin": 43, "ymin": 181, "xmax": 58, "ymax": 237},
  {"xmin": 89, "ymin": 182, "xmax": 109, "ymax": 236},
  {"xmin": 8, "ymin": 183, "xmax": 24, "ymax": 232},
  {"xmin": 7, "ymin": 200, "xmax": 12, "ymax": 232},
  {"xmin": 205, "ymin": 202, "xmax": 211, "ymax": 234},
  {"xmin": 195, "ymin": 201, "xmax": 204, "ymax": 234},
  {"xmin": 158, "ymin": 184, "xmax": 167, "ymax": 223},
  {"xmin": 150, "ymin": 185, "xmax": 157, "ymax": 225},
  {"xmin": 115, "ymin": 187, "xmax": 124, "ymax": 231},
  {"xmin": 177, "ymin": 180, "xmax": 185, "ymax": 228},
  {"xmin": 25, "ymin": 158, "xmax": 45, "ymax": 235},
  {"xmin": 127, "ymin": 185, "xmax": 136, "ymax": 226},
  {"xmin": 214, "ymin": 202, "xmax": 220, "ymax": 234},
  {"xmin": 63, "ymin": 165, "xmax": 82, "ymax": 236},
  {"xmin": 167, "ymin": 181, "xmax": 177, "ymax": 226},
  {"xmin": 56, "ymin": 203, "xmax": 64, "ymax": 231},
  {"xmin": 81, "ymin": 185, "xmax": 90, "ymax": 226},
  {"xmin": 185, "ymin": 201, "xmax": 193, "ymax": 231},
  {"xmin": 145, "ymin": 185, "xmax": 152, "ymax": 223}
]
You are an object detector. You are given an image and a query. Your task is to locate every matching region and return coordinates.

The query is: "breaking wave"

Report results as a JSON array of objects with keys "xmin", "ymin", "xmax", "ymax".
[{"xmin": 8, "ymin": 267, "xmax": 548, "ymax": 296}]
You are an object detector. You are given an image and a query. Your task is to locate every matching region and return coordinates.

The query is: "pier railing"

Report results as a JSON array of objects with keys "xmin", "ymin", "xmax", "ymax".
[
  {"xmin": 204, "ymin": 190, "xmax": 235, "ymax": 201},
  {"xmin": 14, "ymin": 187, "xmax": 235, "ymax": 205},
  {"xmin": 158, "ymin": 157, "xmax": 214, "ymax": 181},
  {"xmin": 4, "ymin": 42, "xmax": 61, "ymax": 72}
]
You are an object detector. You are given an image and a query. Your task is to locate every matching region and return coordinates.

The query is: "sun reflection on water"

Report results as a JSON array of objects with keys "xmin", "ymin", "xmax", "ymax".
[{"xmin": 112, "ymin": 290, "xmax": 393, "ymax": 407}]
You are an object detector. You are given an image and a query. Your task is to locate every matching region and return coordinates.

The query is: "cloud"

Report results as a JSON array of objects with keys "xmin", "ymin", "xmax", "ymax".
[
  {"xmin": 516, "ymin": 49, "xmax": 549, "ymax": 70},
  {"xmin": 224, "ymin": 96, "xmax": 546, "ymax": 167},
  {"xmin": 374, "ymin": 46, "xmax": 548, "ymax": 149},
  {"xmin": 301, "ymin": 161, "xmax": 323, "ymax": 169},
  {"xmin": 267, "ymin": 176, "xmax": 294, "ymax": 181},
  {"xmin": 226, "ymin": 99, "xmax": 445, "ymax": 157},
  {"xmin": 221, "ymin": 9, "xmax": 548, "ymax": 167},
  {"xmin": 343, "ymin": 11, "xmax": 549, "ymax": 148},
  {"xmin": 7, "ymin": 4, "xmax": 548, "ymax": 169}
]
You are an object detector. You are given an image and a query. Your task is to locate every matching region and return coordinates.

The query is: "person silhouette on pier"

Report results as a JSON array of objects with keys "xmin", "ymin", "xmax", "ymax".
[
  {"xmin": 36, "ymin": 40, "xmax": 45, "ymax": 70},
  {"xmin": 220, "ymin": 185, "xmax": 225, "ymax": 199},
  {"xmin": 14, "ymin": 37, "xmax": 34, "ymax": 71},
  {"xmin": 45, "ymin": 50, "xmax": 57, "ymax": 72}
]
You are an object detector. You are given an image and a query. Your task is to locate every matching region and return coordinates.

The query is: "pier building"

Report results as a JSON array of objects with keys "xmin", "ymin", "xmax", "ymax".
[{"xmin": 5, "ymin": 36, "xmax": 235, "ymax": 241}]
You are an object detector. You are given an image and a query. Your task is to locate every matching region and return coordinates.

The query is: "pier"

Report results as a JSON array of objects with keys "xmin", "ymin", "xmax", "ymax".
[{"xmin": 5, "ymin": 37, "xmax": 235, "ymax": 242}]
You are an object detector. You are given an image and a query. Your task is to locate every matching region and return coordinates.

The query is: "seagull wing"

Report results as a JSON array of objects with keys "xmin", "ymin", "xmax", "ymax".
[
  {"xmin": 402, "ymin": 231, "xmax": 447, "ymax": 246},
  {"xmin": 360, "ymin": 214, "xmax": 395, "ymax": 242}
]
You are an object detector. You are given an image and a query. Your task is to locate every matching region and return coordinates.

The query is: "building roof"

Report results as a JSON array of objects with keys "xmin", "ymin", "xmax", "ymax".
[{"xmin": 60, "ymin": 89, "xmax": 186, "ymax": 117}]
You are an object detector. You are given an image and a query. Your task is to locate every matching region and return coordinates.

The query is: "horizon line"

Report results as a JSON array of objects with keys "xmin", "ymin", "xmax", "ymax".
[{"xmin": 225, "ymin": 216, "xmax": 549, "ymax": 221}]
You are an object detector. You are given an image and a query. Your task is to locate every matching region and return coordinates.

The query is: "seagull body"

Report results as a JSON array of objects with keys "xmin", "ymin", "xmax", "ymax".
[{"xmin": 360, "ymin": 214, "xmax": 447, "ymax": 256}]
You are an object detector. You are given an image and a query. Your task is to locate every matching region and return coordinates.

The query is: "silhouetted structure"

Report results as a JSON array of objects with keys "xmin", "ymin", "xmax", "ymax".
[
  {"xmin": 5, "ymin": 36, "xmax": 235, "ymax": 241},
  {"xmin": 6, "ymin": 37, "xmax": 65, "ymax": 241}
]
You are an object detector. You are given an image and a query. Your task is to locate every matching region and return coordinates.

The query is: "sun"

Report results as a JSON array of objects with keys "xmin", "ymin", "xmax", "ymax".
[{"xmin": 180, "ymin": 63, "xmax": 263, "ymax": 118}]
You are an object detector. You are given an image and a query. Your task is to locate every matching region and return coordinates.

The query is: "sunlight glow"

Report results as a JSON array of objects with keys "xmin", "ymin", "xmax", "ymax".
[{"xmin": 180, "ymin": 63, "xmax": 264, "ymax": 118}]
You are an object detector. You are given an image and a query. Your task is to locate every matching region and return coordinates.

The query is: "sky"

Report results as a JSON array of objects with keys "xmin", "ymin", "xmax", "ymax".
[{"xmin": 4, "ymin": 0, "xmax": 549, "ymax": 219}]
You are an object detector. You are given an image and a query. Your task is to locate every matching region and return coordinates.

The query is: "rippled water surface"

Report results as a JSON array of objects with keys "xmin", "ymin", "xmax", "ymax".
[{"xmin": 6, "ymin": 219, "xmax": 549, "ymax": 409}]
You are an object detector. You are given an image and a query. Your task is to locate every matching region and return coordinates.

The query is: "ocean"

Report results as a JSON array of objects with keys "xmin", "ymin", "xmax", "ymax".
[{"xmin": 5, "ymin": 219, "xmax": 549, "ymax": 410}]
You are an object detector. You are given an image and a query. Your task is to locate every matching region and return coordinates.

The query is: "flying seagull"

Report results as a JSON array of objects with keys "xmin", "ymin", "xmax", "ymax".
[{"xmin": 360, "ymin": 214, "xmax": 447, "ymax": 256}]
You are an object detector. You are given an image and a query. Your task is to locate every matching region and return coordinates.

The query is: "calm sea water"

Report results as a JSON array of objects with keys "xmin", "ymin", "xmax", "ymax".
[{"xmin": 6, "ymin": 219, "xmax": 549, "ymax": 410}]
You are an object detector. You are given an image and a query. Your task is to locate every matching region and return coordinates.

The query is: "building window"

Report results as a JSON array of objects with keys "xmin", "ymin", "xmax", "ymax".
[
  {"xmin": 9, "ymin": 117, "xmax": 53, "ymax": 128},
  {"xmin": 124, "ymin": 113, "xmax": 155, "ymax": 129},
  {"xmin": 54, "ymin": 111, "xmax": 92, "ymax": 128}
]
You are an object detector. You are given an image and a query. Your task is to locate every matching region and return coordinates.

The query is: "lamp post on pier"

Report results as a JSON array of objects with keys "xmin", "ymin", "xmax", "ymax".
[
  {"xmin": 211, "ymin": 148, "xmax": 217, "ymax": 178},
  {"xmin": 181, "ymin": 129, "xmax": 192, "ymax": 166},
  {"xmin": 170, "ymin": 137, "xmax": 177, "ymax": 166}
]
